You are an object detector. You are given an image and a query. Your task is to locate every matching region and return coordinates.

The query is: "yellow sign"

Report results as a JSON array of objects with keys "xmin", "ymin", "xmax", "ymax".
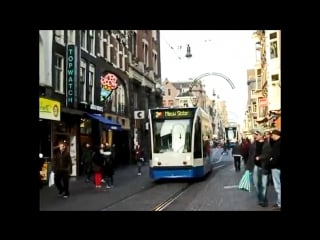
[
  {"xmin": 40, "ymin": 162, "xmax": 48, "ymax": 181},
  {"xmin": 39, "ymin": 98, "xmax": 61, "ymax": 121}
]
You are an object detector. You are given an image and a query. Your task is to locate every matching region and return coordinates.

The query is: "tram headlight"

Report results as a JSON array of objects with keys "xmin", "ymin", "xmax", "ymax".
[{"xmin": 186, "ymin": 156, "xmax": 191, "ymax": 161}]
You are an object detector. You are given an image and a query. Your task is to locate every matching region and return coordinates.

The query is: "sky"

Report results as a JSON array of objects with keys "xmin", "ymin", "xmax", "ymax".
[{"xmin": 160, "ymin": 30, "xmax": 256, "ymax": 125}]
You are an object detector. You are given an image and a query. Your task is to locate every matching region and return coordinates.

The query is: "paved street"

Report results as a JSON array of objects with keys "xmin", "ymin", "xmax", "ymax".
[{"xmin": 40, "ymin": 148, "xmax": 277, "ymax": 211}]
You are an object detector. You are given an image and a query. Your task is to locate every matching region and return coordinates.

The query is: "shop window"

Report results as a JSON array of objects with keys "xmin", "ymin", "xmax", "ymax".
[{"xmin": 80, "ymin": 118, "xmax": 92, "ymax": 135}]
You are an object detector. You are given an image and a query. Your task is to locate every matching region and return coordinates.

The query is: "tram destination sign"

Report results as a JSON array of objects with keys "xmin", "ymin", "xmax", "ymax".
[{"xmin": 153, "ymin": 109, "xmax": 194, "ymax": 119}]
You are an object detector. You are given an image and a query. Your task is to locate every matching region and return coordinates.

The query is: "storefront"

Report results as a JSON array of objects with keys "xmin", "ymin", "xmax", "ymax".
[
  {"xmin": 52, "ymin": 111, "xmax": 80, "ymax": 176},
  {"xmin": 39, "ymin": 97, "xmax": 61, "ymax": 182}
]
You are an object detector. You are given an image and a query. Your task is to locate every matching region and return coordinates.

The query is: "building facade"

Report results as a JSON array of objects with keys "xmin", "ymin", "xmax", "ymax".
[
  {"xmin": 243, "ymin": 30, "xmax": 281, "ymax": 136},
  {"xmin": 39, "ymin": 30, "xmax": 162, "ymax": 177}
]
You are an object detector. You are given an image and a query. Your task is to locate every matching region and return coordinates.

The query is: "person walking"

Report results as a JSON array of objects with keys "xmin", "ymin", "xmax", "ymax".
[
  {"xmin": 51, "ymin": 141, "xmax": 72, "ymax": 198},
  {"xmin": 232, "ymin": 141, "xmax": 242, "ymax": 172},
  {"xmin": 269, "ymin": 129, "xmax": 281, "ymax": 210},
  {"xmin": 92, "ymin": 145, "xmax": 104, "ymax": 188},
  {"xmin": 100, "ymin": 143, "xmax": 114, "ymax": 188},
  {"xmin": 81, "ymin": 142, "xmax": 94, "ymax": 183},
  {"xmin": 246, "ymin": 130, "xmax": 269, "ymax": 207},
  {"xmin": 134, "ymin": 143, "xmax": 144, "ymax": 175}
]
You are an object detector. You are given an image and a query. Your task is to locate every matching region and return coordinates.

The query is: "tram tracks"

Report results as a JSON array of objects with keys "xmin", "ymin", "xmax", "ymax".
[
  {"xmin": 151, "ymin": 161, "xmax": 231, "ymax": 211},
  {"xmin": 101, "ymin": 160, "xmax": 231, "ymax": 211},
  {"xmin": 151, "ymin": 183, "xmax": 192, "ymax": 211}
]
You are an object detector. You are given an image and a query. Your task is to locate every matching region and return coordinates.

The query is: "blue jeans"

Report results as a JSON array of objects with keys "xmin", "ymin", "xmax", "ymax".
[
  {"xmin": 253, "ymin": 166, "xmax": 268, "ymax": 204},
  {"xmin": 271, "ymin": 168, "xmax": 281, "ymax": 207}
]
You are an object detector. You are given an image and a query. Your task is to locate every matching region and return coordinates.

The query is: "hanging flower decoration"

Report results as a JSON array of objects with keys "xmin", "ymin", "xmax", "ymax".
[{"xmin": 100, "ymin": 73, "xmax": 118, "ymax": 102}]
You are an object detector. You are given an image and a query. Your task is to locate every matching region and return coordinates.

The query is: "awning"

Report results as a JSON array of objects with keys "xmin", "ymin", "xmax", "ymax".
[{"xmin": 86, "ymin": 113, "xmax": 122, "ymax": 131}]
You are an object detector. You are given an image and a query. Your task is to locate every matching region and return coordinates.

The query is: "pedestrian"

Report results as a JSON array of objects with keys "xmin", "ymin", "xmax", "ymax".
[
  {"xmin": 134, "ymin": 143, "xmax": 144, "ymax": 175},
  {"xmin": 81, "ymin": 142, "xmax": 94, "ymax": 183},
  {"xmin": 247, "ymin": 129, "xmax": 269, "ymax": 207},
  {"xmin": 92, "ymin": 145, "xmax": 104, "ymax": 188},
  {"xmin": 269, "ymin": 129, "xmax": 281, "ymax": 210},
  {"xmin": 232, "ymin": 141, "xmax": 241, "ymax": 172},
  {"xmin": 240, "ymin": 138, "xmax": 250, "ymax": 166},
  {"xmin": 100, "ymin": 143, "xmax": 114, "ymax": 188},
  {"xmin": 51, "ymin": 141, "xmax": 72, "ymax": 198}
]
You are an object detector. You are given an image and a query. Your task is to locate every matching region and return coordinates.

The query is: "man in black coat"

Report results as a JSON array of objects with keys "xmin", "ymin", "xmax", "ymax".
[
  {"xmin": 52, "ymin": 142, "xmax": 72, "ymax": 198},
  {"xmin": 269, "ymin": 129, "xmax": 281, "ymax": 210}
]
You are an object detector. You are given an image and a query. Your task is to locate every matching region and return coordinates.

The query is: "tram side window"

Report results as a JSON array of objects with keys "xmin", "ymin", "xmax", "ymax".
[{"xmin": 194, "ymin": 117, "xmax": 202, "ymax": 158}]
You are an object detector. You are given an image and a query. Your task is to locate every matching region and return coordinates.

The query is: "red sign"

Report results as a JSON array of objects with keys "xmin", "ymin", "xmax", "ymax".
[{"xmin": 259, "ymin": 97, "xmax": 268, "ymax": 107}]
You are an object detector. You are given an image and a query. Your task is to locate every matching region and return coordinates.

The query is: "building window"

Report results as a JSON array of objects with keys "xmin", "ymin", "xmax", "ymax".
[
  {"xmin": 116, "ymin": 41, "xmax": 122, "ymax": 69},
  {"xmin": 162, "ymin": 100, "xmax": 166, "ymax": 106},
  {"xmin": 153, "ymin": 50, "xmax": 158, "ymax": 75},
  {"xmin": 271, "ymin": 74, "xmax": 279, "ymax": 81},
  {"xmin": 270, "ymin": 32, "xmax": 278, "ymax": 59},
  {"xmin": 152, "ymin": 30, "xmax": 157, "ymax": 41},
  {"xmin": 256, "ymin": 69, "xmax": 262, "ymax": 89},
  {"xmin": 168, "ymin": 100, "xmax": 174, "ymax": 106},
  {"xmin": 89, "ymin": 64, "xmax": 95, "ymax": 104},
  {"xmin": 143, "ymin": 40, "xmax": 149, "ymax": 67},
  {"xmin": 39, "ymin": 36, "xmax": 45, "ymax": 84},
  {"xmin": 80, "ymin": 118, "xmax": 92, "ymax": 135},
  {"xmin": 67, "ymin": 30, "xmax": 76, "ymax": 44},
  {"xmin": 168, "ymin": 89, "xmax": 171, "ymax": 96},
  {"xmin": 98, "ymin": 30, "xmax": 104, "ymax": 57},
  {"xmin": 183, "ymin": 100, "xmax": 188, "ymax": 107},
  {"xmin": 80, "ymin": 59, "xmax": 87, "ymax": 103},
  {"xmin": 88, "ymin": 30, "xmax": 95, "ymax": 55},
  {"xmin": 270, "ymin": 41, "xmax": 278, "ymax": 59},
  {"xmin": 131, "ymin": 32, "xmax": 137, "ymax": 57},
  {"xmin": 55, "ymin": 30, "xmax": 65, "ymax": 45},
  {"xmin": 54, "ymin": 53, "xmax": 64, "ymax": 93},
  {"xmin": 81, "ymin": 30, "xmax": 87, "ymax": 51},
  {"xmin": 105, "ymin": 33, "xmax": 112, "ymax": 62},
  {"xmin": 134, "ymin": 92, "xmax": 138, "ymax": 109},
  {"xmin": 252, "ymin": 102, "xmax": 257, "ymax": 113},
  {"xmin": 121, "ymin": 43, "xmax": 126, "ymax": 71},
  {"xmin": 111, "ymin": 83, "xmax": 126, "ymax": 113}
]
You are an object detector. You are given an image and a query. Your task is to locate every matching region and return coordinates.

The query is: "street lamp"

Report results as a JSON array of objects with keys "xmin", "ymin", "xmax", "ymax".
[{"xmin": 164, "ymin": 39, "xmax": 193, "ymax": 60}]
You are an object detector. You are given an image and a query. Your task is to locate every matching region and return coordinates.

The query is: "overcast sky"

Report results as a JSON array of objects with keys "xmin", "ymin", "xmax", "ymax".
[{"xmin": 160, "ymin": 30, "xmax": 256, "ymax": 124}]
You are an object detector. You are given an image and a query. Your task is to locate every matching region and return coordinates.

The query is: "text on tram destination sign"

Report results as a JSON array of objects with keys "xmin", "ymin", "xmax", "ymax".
[{"xmin": 154, "ymin": 110, "xmax": 193, "ymax": 119}]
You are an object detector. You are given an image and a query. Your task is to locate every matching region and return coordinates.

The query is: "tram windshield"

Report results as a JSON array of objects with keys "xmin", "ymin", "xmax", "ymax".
[{"xmin": 152, "ymin": 119, "xmax": 192, "ymax": 153}]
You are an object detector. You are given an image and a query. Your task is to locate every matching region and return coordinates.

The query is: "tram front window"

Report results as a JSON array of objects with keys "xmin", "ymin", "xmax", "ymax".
[{"xmin": 153, "ymin": 119, "xmax": 192, "ymax": 153}]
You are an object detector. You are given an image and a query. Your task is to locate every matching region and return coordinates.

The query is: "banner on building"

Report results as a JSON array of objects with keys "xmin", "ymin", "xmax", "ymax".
[
  {"xmin": 39, "ymin": 97, "xmax": 61, "ymax": 121},
  {"xmin": 66, "ymin": 44, "xmax": 77, "ymax": 107}
]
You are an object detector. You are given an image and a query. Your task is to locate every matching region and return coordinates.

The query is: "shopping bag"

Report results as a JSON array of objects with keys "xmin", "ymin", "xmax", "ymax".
[
  {"xmin": 48, "ymin": 171, "xmax": 55, "ymax": 187},
  {"xmin": 238, "ymin": 170, "xmax": 251, "ymax": 192}
]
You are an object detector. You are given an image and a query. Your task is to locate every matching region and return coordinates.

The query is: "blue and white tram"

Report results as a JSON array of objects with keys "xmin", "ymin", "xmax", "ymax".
[
  {"xmin": 148, "ymin": 107, "xmax": 213, "ymax": 180},
  {"xmin": 224, "ymin": 123, "xmax": 240, "ymax": 148}
]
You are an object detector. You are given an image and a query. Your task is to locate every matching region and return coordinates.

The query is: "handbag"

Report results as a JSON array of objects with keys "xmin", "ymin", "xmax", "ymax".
[{"xmin": 48, "ymin": 171, "xmax": 55, "ymax": 187}]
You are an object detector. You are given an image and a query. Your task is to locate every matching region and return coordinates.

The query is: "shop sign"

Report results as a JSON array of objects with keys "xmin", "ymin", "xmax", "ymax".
[
  {"xmin": 100, "ymin": 73, "xmax": 118, "ymax": 103},
  {"xmin": 66, "ymin": 44, "xmax": 77, "ymax": 107},
  {"xmin": 39, "ymin": 97, "xmax": 61, "ymax": 121}
]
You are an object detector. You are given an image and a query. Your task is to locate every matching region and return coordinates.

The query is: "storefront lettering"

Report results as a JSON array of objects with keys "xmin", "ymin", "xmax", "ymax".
[
  {"xmin": 164, "ymin": 110, "xmax": 191, "ymax": 118},
  {"xmin": 90, "ymin": 104, "xmax": 103, "ymax": 112},
  {"xmin": 66, "ymin": 45, "xmax": 76, "ymax": 107}
]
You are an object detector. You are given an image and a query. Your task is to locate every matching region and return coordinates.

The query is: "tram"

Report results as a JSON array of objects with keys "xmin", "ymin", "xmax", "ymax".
[{"xmin": 148, "ymin": 107, "xmax": 213, "ymax": 180}]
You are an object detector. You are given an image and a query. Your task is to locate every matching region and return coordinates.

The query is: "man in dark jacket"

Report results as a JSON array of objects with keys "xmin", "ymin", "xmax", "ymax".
[
  {"xmin": 52, "ymin": 141, "xmax": 72, "ymax": 198},
  {"xmin": 247, "ymin": 130, "xmax": 269, "ymax": 207},
  {"xmin": 270, "ymin": 129, "xmax": 281, "ymax": 210},
  {"xmin": 81, "ymin": 143, "xmax": 94, "ymax": 183},
  {"xmin": 232, "ymin": 141, "xmax": 242, "ymax": 172}
]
